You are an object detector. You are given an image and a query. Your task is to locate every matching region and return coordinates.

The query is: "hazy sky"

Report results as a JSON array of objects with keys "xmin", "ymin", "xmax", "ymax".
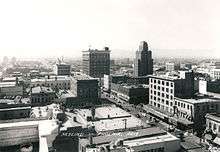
[{"xmin": 0, "ymin": 0, "xmax": 219, "ymax": 58}]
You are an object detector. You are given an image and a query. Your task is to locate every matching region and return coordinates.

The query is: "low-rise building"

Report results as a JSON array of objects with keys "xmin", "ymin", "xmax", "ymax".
[
  {"xmin": 31, "ymin": 86, "xmax": 56, "ymax": 106},
  {"xmin": 30, "ymin": 76, "xmax": 71, "ymax": 90},
  {"xmin": 79, "ymin": 127, "xmax": 180, "ymax": 152},
  {"xmin": 0, "ymin": 81, "xmax": 23, "ymax": 97},
  {"xmin": 146, "ymin": 94, "xmax": 220, "ymax": 135},
  {"xmin": 0, "ymin": 119, "xmax": 59, "ymax": 152},
  {"xmin": 0, "ymin": 104, "xmax": 31, "ymax": 120}
]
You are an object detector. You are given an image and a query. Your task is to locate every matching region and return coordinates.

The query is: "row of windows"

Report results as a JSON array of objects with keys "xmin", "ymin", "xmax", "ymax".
[
  {"xmin": 197, "ymin": 104, "xmax": 218, "ymax": 112},
  {"xmin": 151, "ymin": 97, "xmax": 173, "ymax": 106},
  {"xmin": 150, "ymin": 84, "xmax": 173, "ymax": 94},
  {"xmin": 31, "ymin": 97, "xmax": 54, "ymax": 103},
  {"xmin": 150, "ymin": 78, "xmax": 174, "ymax": 87},
  {"xmin": 150, "ymin": 92, "xmax": 174, "ymax": 100},
  {"xmin": 174, "ymin": 101, "xmax": 192, "ymax": 110},
  {"xmin": 208, "ymin": 121, "xmax": 220, "ymax": 133},
  {"xmin": 150, "ymin": 101, "xmax": 173, "ymax": 113}
]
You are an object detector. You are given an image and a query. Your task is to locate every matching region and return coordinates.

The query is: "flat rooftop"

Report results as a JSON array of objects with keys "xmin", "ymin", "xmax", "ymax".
[
  {"xmin": 117, "ymin": 83, "xmax": 148, "ymax": 89},
  {"xmin": 72, "ymin": 72, "xmax": 97, "ymax": 80},
  {"xmin": 175, "ymin": 95, "xmax": 220, "ymax": 104},
  {"xmin": 32, "ymin": 86, "xmax": 55, "ymax": 94},
  {"xmin": 0, "ymin": 106, "xmax": 31, "ymax": 112},
  {"xmin": 76, "ymin": 105, "xmax": 143, "ymax": 132},
  {"xmin": 31, "ymin": 76, "xmax": 70, "ymax": 82},
  {"xmin": 0, "ymin": 82, "xmax": 16, "ymax": 87},
  {"xmin": 2, "ymin": 77, "xmax": 17, "ymax": 82},
  {"xmin": 93, "ymin": 127, "xmax": 166, "ymax": 144},
  {"xmin": 206, "ymin": 113, "xmax": 220, "ymax": 123}
]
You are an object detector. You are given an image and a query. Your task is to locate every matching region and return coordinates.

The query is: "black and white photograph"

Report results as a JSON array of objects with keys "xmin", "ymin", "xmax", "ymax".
[{"xmin": 0, "ymin": 0, "xmax": 219, "ymax": 152}]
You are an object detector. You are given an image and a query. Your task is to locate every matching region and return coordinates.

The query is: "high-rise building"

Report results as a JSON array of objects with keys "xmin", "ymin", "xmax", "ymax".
[
  {"xmin": 82, "ymin": 47, "xmax": 110, "ymax": 78},
  {"xmin": 134, "ymin": 41, "xmax": 153, "ymax": 77}
]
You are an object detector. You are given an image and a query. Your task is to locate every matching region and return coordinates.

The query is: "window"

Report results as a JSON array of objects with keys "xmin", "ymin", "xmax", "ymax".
[
  {"xmin": 170, "ymin": 102, "xmax": 173, "ymax": 106},
  {"xmin": 181, "ymin": 103, "xmax": 183, "ymax": 108},
  {"xmin": 214, "ymin": 123, "xmax": 217, "ymax": 130},
  {"xmin": 166, "ymin": 82, "xmax": 169, "ymax": 86},
  {"xmin": 166, "ymin": 100, "xmax": 169, "ymax": 105},
  {"xmin": 170, "ymin": 89, "xmax": 173, "ymax": 93},
  {"xmin": 171, "ymin": 83, "xmax": 174, "ymax": 87},
  {"xmin": 166, "ymin": 88, "xmax": 169, "ymax": 93},
  {"xmin": 170, "ymin": 96, "xmax": 173, "ymax": 100}
]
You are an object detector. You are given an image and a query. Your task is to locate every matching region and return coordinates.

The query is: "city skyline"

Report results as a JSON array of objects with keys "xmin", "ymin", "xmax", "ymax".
[{"xmin": 0, "ymin": 0, "xmax": 219, "ymax": 58}]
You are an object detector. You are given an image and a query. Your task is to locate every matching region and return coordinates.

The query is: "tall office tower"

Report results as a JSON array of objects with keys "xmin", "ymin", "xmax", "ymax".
[
  {"xmin": 134, "ymin": 41, "xmax": 153, "ymax": 77},
  {"xmin": 82, "ymin": 47, "xmax": 110, "ymax": 78}
]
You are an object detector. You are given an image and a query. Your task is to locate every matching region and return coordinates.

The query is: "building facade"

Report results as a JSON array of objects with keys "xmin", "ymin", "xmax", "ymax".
[
  {"xmin": 134, "ymin": 41, "xmax": 153, "ymax": 77},
  {"xmin": 111, "ymin": 83, "xmax": 149, "ymax": 104},
  {"xmin": 82, "ymin": 47, "xmax": 110, "ymax": 78},
  {"xmin": 0, "ymin": 105, "xmax": 31, "ymax": 120},
  {"xmin": 165, "ymin": 62, "xmax": 180, "ymax": 71},
  {"xmin": 30, "ymin": 76, "xmax": 71, "ymax": 91},
  {"xmin": 55, "ymin": 63, "xmax": 71, "ymax": 76},
  {"xmin": 211, "ymin": 69, "xmax": 220, "ymax": 80},
  {"xmin": 0, "ymin": 82, "xmax": 23, "ymax": 97},
  {"xmin": 70, "ymin": 73, "xmax": 99, "ymax": 99},
  {"xmin": 31, "ymin": 86, "xmax": 56, "ymax": 105},
  {"xmin": 147, "ymin": 73, "xmax": 220, "ymax": 134}
]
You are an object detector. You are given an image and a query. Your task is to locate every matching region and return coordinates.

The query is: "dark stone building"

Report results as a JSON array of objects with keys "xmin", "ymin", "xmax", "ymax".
[
  {"xmin": 111, "ymin": 83, "xmax": 149, "ymax": 105},
  {"xmin": 30, "ymin": 86, "xmax": 56, "ymax": 106},
  {"xmin": 82, "ymin": 47, "xmax": 110, "ymax": 78},
  {"xmin": 134, "ymin": 41, "xmax": 153, "ymax": 77}
]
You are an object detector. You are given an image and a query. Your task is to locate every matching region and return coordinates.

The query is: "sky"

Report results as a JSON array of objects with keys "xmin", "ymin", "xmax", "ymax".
[{"xmin": 0, "ymin": 0, "xmax": 219, "ymax": 58}]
